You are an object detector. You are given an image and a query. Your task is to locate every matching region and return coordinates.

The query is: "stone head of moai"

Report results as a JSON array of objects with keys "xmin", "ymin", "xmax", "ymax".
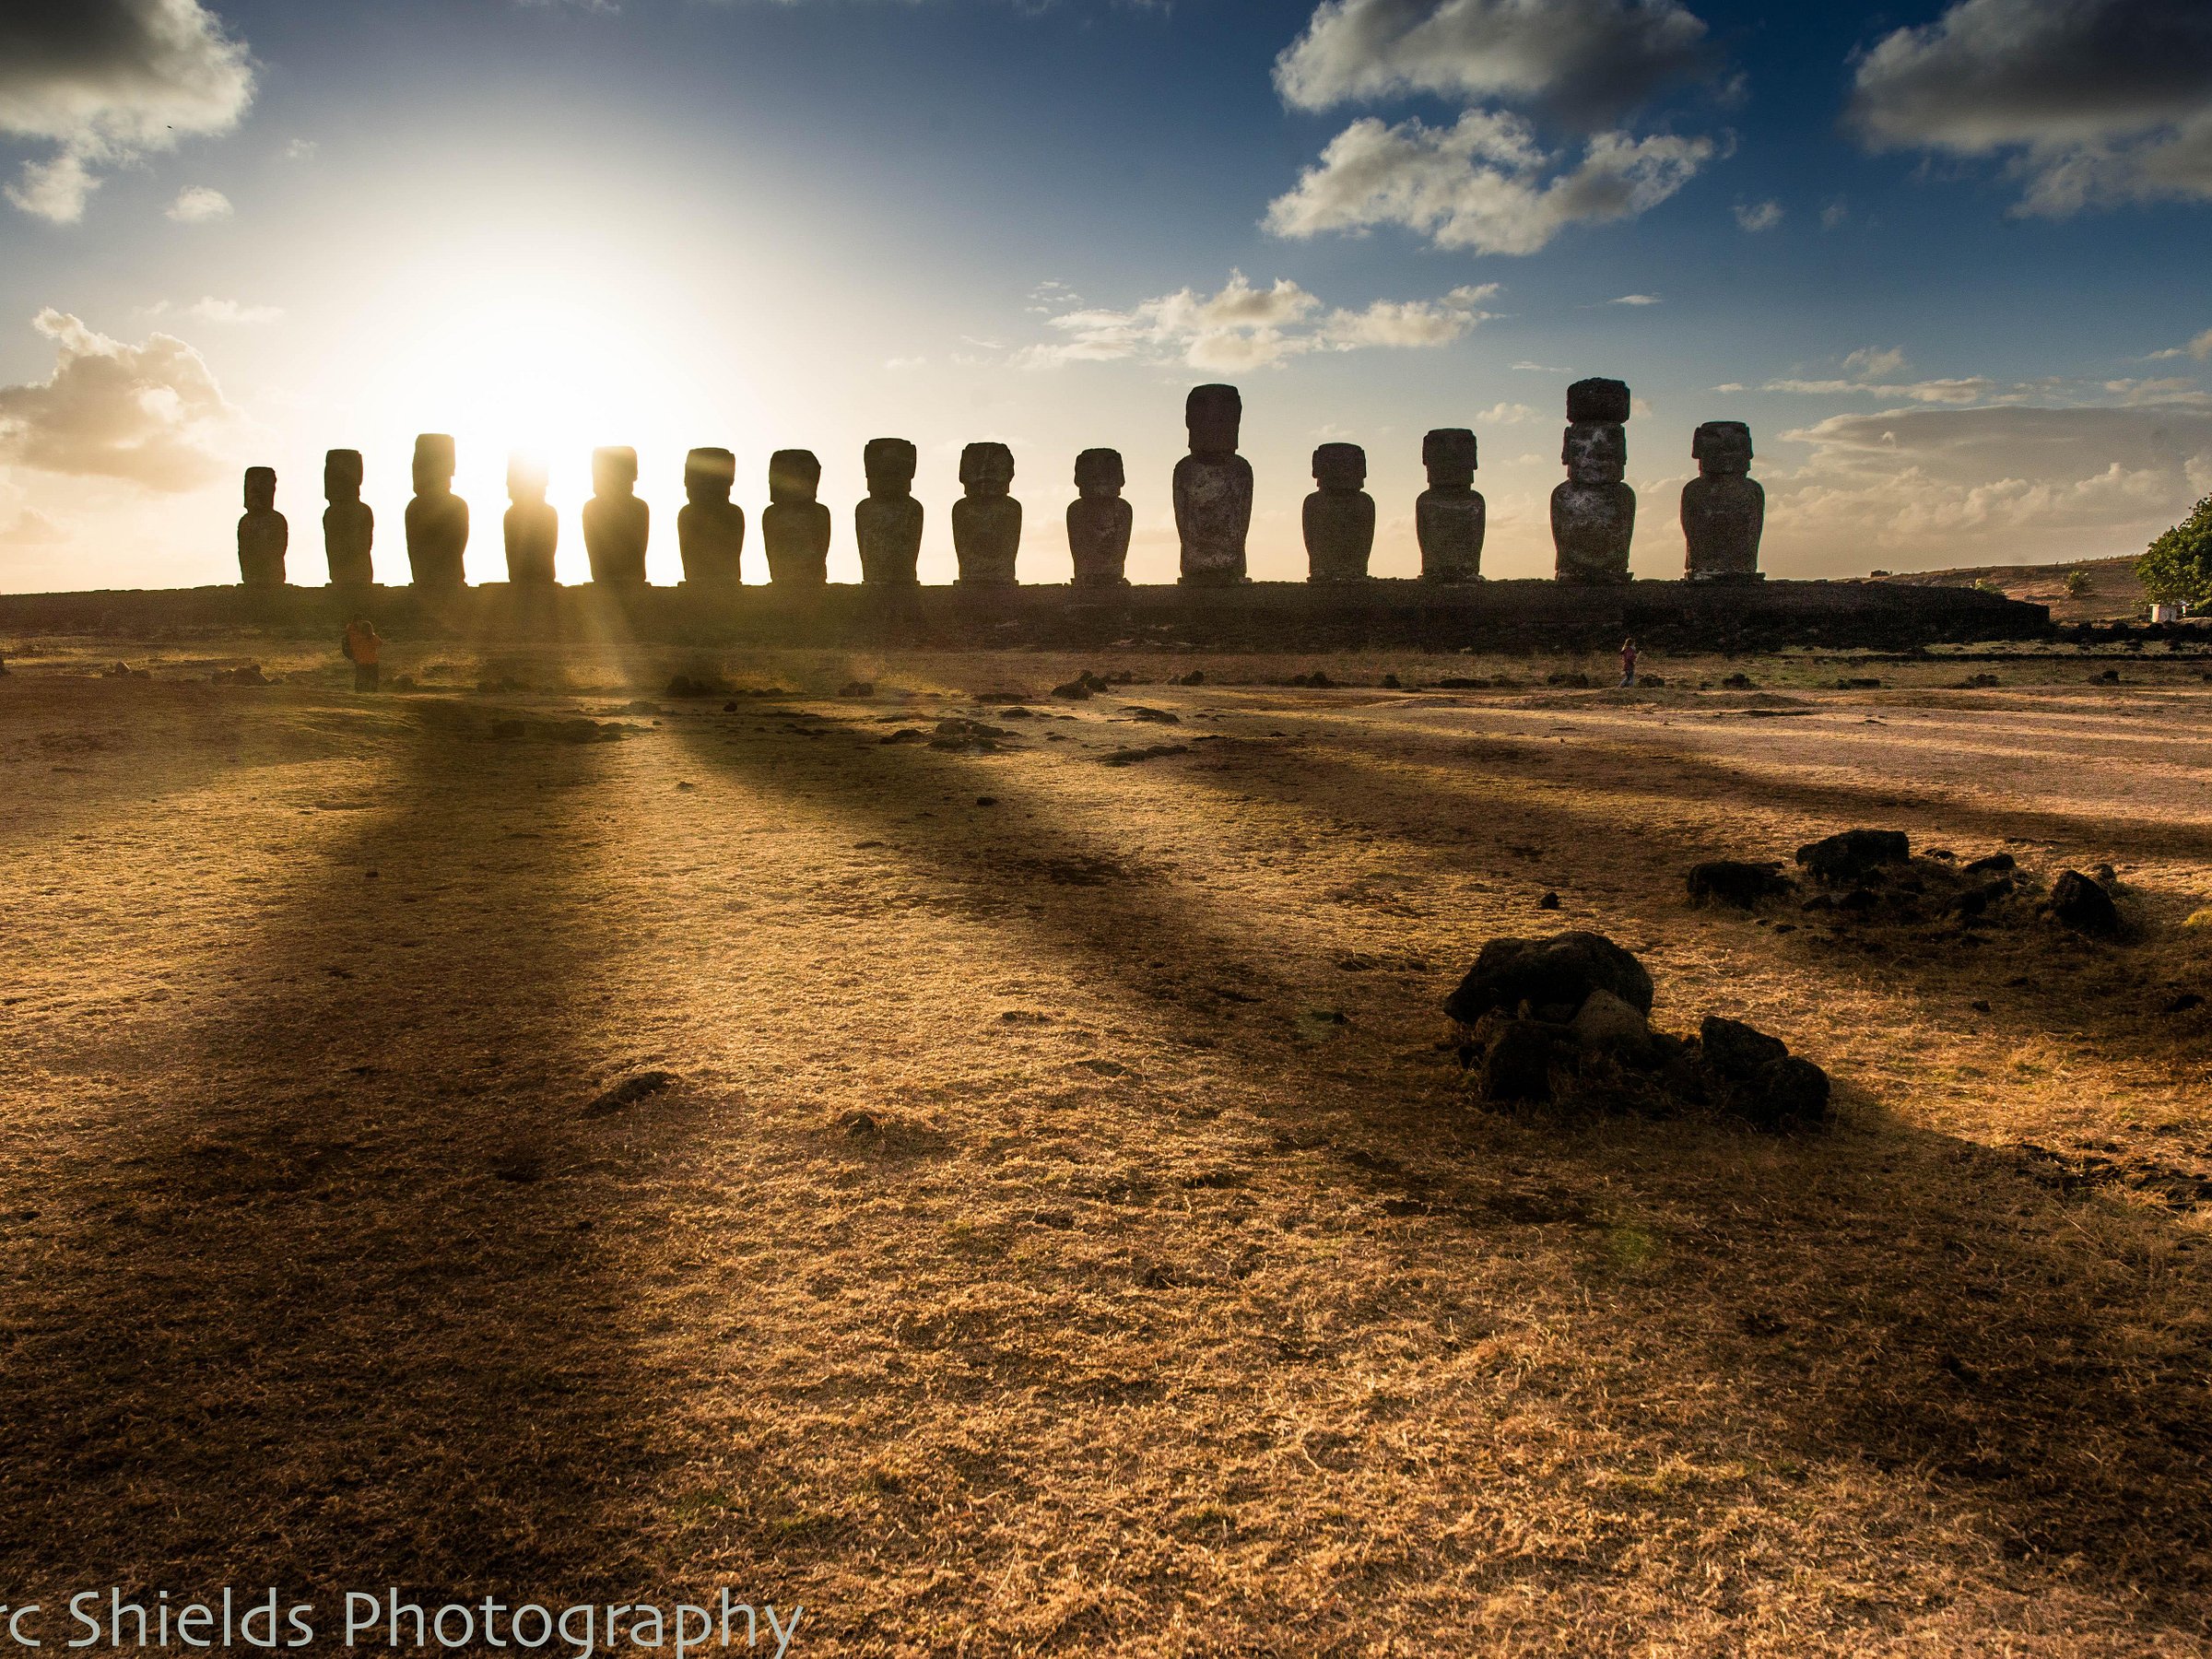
[
  {"xmin": 1692, "ymin": 420, "xmax": 1753, "ymax": 477},
  {"xmin": 769, "ymin": 449, "xmax": 822, "ymax": 503},
  {"xmin": 959, "ymin": 441, "xmax": 1015, "ymax": 498},
  {"xmin": 1075, "ymin": 447, "xmax": 1124, "ymax": 495},
  {"xmin": 686, "ymin": 447, "xmax": 736, "ymax": 504},
  {"xmin": 1423, "ymin": 428, "xmax": 1478, "ymax": 489},
  {"xmin": 864, "ymin": 438, "xmax": 918, "ymax": 497},
  {"xmin": 1312, "ymin": 441, "xmax": 1367, "ymax": 493},
  {"xmin": 412, "ymin": 433, "xmax": 456, "ymax": 497},
  {"xmin": 1185, "ymin": 383, "xmax": 1242, "ymax": 456},
  {"xmin": 507, "ymin": 453, "xmax": 548, "ymax": 504},
  {"xmin": 1562, "ymin": 421, "xmax": 1628, "ymax": 485},
  {"xmin": 243, "ymin": 465, "xmax": 276, "ymax": 512},
  {"xmin": 1566, "ymin": 378, "xmax": 1632, "ymax": 425},
  {"xmin": 324, "ymin": 449, "xmax": 363, "ymax": 502},
  {"xmin": 593, "ymin": 446, "xmax": 639, "ymax": 499}
]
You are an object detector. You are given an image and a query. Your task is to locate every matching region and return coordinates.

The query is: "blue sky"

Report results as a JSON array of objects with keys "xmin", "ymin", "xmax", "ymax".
[{"xmin": 5, "ymin": 0, "xmax": 2212, "ymax": 587}]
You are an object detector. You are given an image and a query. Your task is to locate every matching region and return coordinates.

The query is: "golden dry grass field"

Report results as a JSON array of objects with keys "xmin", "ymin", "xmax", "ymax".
[{"xmin": 2, "ymin": 633, "xmax": 2209, "ymax": 1655}]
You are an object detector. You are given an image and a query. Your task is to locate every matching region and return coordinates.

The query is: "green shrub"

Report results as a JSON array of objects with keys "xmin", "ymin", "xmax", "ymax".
[
  {"xmin": 2139, "ymin": 494, "xmax": 2212, "ymax": 606},
  {"xmin": 2063, "ymin": 568, "xmax": 2092, "ymax": 597}
]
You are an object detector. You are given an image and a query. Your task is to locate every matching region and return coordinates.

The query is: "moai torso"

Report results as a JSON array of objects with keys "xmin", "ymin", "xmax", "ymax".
[
  {"xmin": 406, "ymin": 433, "xmax": 469, "ymax": 588},
  {"xmin": 1416, "ymin": 428, "xmax": 1484, "ymax": 582},
  {"xmin": 856, "ymin": 438, "xmax": 922, "ymax": 585},
  {"xmin": 1175, "ymin": 383, "xmax": 1252, "ymax": 586},
  {"xmin": 237, "ymin": 466, "xmax": 288, "ymax": 587},
  {"xmin": 677, "ymin": 447, "xmax": 744, "ymax": 585},
  {"xmin": 1066, "ymin": 448, "xmax": 1131, "ymax": 587},
  {"xmin": 1682, "ymin": 421, "xmax": 1764, "ymax": 582},
  {"xmin": 1303, "ymin": 442, "xmax": 1374, "ymax": 582},
  {"xmin": 1551, "ymin": 380, "xmax": 1634, "ymax": 585},
  {"xmin": 763, "ymin": 450, "xmax": 830, "ymax": 585},
  {"xmin": 322, "ymin": 450, "xmax": 373, "ymax": 586},
  {"xmin": 504, "ymin": 454, "xmax": 558, "ymax": 584},
  {"xmin": 582, "ymin": 446, "xmax": 649, "ymax": 585},
  {"xmin": 953, "ymin": 441, "xmax": 1020, "ymax": 586}
]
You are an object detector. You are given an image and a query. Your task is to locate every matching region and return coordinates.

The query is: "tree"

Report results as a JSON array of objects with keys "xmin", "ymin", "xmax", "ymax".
[{"xmin": 2139, "ymin": 494, "xmax": 2212, "ymax": 606}]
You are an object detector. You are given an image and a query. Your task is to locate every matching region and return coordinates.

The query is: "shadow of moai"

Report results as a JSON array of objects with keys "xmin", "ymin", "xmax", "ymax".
[
  {"xmin": 406, "ymin": 433, "xmax": 468, "ymax": 589},
  {"xmin": 1552, "ymin": 379, "xmax": 1634, "ymax": 585},
  {"xmin": 678, "ymin": 447, "xmax": 744, "ymax": 586},
  {"xmin": 1175, "ymin": 383, "xmax": 1252, "ymax": 586},
  {"xmin": 582, "ymin": 446, "xmax": 649, "ymax": 586},
  {"xmin": 1067, "ymin": 448, "xmax": 1131, "ymax": 587},
  {"xmin": 1683, "ymin": 420, "xmax": 1765, "ymax": 582},
  {"xmin": 323, "ymin": 450, "xmax": 372, "ymax": 588},
  {"xmin": 763, "ymin": 450, "xmax": 830, "ymax": 585},
  {"xmin": 504, "ymin": 453, "xmax": 559, "ymax": 585},
  {"xmin": 1304, "ymin": 441, "xmax": 1373, "ymax": 582},
  {"xmin": 953, "ymin": 441, "xmax": 1020, "ymax": 586},
  {"xmin": 1418, "ymin": 429, "xmax": 1484, "ymax": 582},
  {"xmin": 237, "ymin": 466, "xmax": 288, "ymax": 588},
  {"xmin": 857, "ymin": 438, "xmax": 922, "ymax": 586}
]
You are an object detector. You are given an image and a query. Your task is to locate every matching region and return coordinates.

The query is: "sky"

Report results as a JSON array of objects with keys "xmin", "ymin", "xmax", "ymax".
[{"xmin": 5, "ymin": 0, "xmax": 2212, "ymax": 590}]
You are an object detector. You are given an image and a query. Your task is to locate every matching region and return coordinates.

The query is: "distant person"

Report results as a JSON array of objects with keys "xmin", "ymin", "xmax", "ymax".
[
  {"xmin": 343, "ymin": 617, "xmax": 382, "ymax": 692},
  {"xmin": 1619, "ymin": 637, "xmax": 1638, "ymax": 688}
]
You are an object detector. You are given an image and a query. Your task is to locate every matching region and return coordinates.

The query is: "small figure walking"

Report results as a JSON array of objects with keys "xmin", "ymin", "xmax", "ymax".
[
  {"xmin": 1619, "ymin": 637, "xmax": 1639, "ymax": 688},
  {"xmin": 343, "ymin": 616, "xmax": 382, "ymax": 692}
]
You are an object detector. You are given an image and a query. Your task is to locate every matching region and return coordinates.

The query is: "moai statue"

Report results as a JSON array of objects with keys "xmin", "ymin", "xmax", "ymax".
[
  {"xmin": 953, "ymin": 441, "xmax": 1020, "ymax": 586},
  {"xmin": 1551, "ymin": 378, "xmax": 1634, "ymax": 585},
  {"xmin": 237, "ymin": 466, "xmax": 288, "ymax": 587},
  {"xmin": 678, "ymin": 447, "xmax": 745, "ymax": 585},
  {"xmin": 1174, "ymin": 383, "xmax": 1252, "ymax": 586},
  {"xmin": 323, "ymin": 450, "xmax": 373, "ymax": 587},
  {"xmin": 1303, "ymin": 442, "xmax": 1374, "ymax": 582},
  {"xmin": 1417, "ymin": 428, "xmax": 1485, "ymax": 582},
  {"xmin": 856, "ymin": 438, "xmax": 922, "ymax": 586},
  {"xmin": 582, "ymin": 445, "xmax": 649, "ymax": 585},
  {"xmin": 504, "ymin": 453, "xmax": 559, "ymax": 584},
  {"xmin": 405, "ymin": 433, "xmax": 469, "ymax": 588},
  {"xmin": 1681, "ymin": 420, "xmax": 1764, "ymax": 582},
  {"xmin": 1066, "ymin": 448, "xmax": 1131, "ymax": 587},
  {"xmin": 762, "ymin": 450, "xmax": 830, "ymax": 585}
]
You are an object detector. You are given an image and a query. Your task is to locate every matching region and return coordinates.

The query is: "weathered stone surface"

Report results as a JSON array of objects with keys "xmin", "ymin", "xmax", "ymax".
[
  {"xmin": 1567, "ymin": 377, "xmax": 1632, "ymax": 424},
  {"xmin": 1571, "ymin": 987, "xmax": 1653, "ymax": 1058},
  {"xmin": 1304, "ymin": 441, "xmax": 1374, "ymax": 582},
  {"xmin": 1175, "ymin": 384, "xmax": 1251, "ymax": 586},
  {"xmin": 503, "ymin": 453, "xmax": 558, "ymax": 584},
  {"xmin": 322, "ymin": 449, "xmax": 373, "ymax": 587},
  {"xmin": 678, "ymin": 446, "xmax": 744, "ymax": 586},
  {"xmin": 763, "ymin": 449, "xmax": 830, "ymax": 586},
  {"xmin": 1687, "ymin": 860, "xmax": 1792, "ymax": 908},
  {"xmin": 857, "ymin": 437, "xmax": 922, "ymax": 586},
  {"xmin": 953, "ymin": 441, "xmax": 1020, "ymax": 586},
  {"xmin": 1700, "ymin": 1016, "xmax": 1830, "ymax": 1128},
  {"xmin": 1418, "ymin": 428, "xmax": 1484, "ymax": 583},
  {"xmin": 1444, "ymin": 932, "xmax": 1654, "ymax": 1026},
  {"xmin": 1683, "ymin": 420, "xmax": 1764, "ymax": 582},
  {"xmin": 1794, "ymin": 829, "xmax": 1911, "ymax": 884},
  {"xmin": 1552, "ymin": 419, "xmax": 1634, "ymax": 584},
  {"xmin": 2050, "ymin": 869, "xmax": 2121, "ymax": 935},
  {"xmin": 1067, "ymin": 448, "xmax": 1131, "ymax": 587},
  {"xmin": 237, "ymin": 466, "xmax": 288, "ymax": 587},
  {"xmin": 406, "ymin": 433, "xmax": 468, "ymax": 588},
  {"xmin": 1478, "ymin": 1017, "xmax": 1561, "ymax": 1102},
  {"xmin": 582, "ymin": 445, "xmax": 649, "ymax": 586}
]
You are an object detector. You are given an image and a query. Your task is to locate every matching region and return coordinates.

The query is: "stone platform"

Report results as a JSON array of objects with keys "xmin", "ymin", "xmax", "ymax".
[{"xmin": 0, "ymin": 579, "xmax": 2050, "ymax": 653}]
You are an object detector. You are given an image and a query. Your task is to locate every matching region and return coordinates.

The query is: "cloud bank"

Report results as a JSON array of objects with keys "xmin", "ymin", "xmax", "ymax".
[
  {"xmin": 0, "ymin": 309, "xmax": 238, "ymax": 489},
  {"xmin": 0, "ymin": 0, "xmax": 254, "ymax": 223}
]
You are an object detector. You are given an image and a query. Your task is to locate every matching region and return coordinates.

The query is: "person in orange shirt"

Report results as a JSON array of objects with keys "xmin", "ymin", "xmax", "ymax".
[{"xmin": 343, "ymin": 617, "xmax": 382, "ymax": 692}]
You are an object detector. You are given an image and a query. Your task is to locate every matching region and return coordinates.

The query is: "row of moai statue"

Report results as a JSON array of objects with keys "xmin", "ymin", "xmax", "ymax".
[{"xmin": 237, "ymin": 380, "xmax": 1762, "ymax": 588}]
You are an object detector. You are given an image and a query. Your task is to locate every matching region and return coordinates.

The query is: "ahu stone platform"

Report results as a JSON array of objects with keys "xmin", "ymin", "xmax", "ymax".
[{"xmin": 0, "ymin": 579, "xmax": 2050, "ymax": 653}]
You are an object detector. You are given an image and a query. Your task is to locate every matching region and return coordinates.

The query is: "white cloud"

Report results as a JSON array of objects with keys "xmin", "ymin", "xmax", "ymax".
[
  {"xmin": 1847, "ymin": 0, "xmax": 2212, "ymax": 216},
  {"xmin": 1819, "ymin": 196, "xmax": 1850, "ymax": 229},
  {"xmin": 1274, "ymin": 0, "xmax": 1715, "ymax": 126},
  {"xmin": 165, "ymin": 183, "xmax": 229, "ymax": 221},
  {"xmin": 1766, "ymin": 375, "xmax": 2002, "ymax": 405},
  {"xmin": 1734, "ymin": 197, "xmax": 1782, "ymax": 230},
  {"xmin": 282, "ymin": 136, "xmax": 316, "ymax": 160},
  {"xmin": 0, "ymin": 309, "xmax": 239, "ymax": 489},
  {"xmin": 1512, "ymin": 359, "xmax": 1571, "ymax": 372},
  {"xmin": 1265, "ymin": 109, "xmax": 1715, "ymax": 255},
  {"xmin": 1475, "ymin": 400, "xmax": 1538, "ymax": 423},
  {"xmin": 0, "ymin": 0, "xmax": 255, "ymax": 224},
  {"xmin": 1020, "ymin": 271, "xmax": 1500, "ymax": 371},
  {"xmin": 1843, "ymin": 345, "xmax": 1908, "ymax": 378},
  {"xmin": 147, "ymin": 295, "xmax": 279, "ymax": 324},
  {"xmin": 1607, "ymin": 292, "xmax": 1661, "ymax": 305},
  {"xmin": 2146, "ymin": 327, "xmax": 2212, "ymax": 361}
]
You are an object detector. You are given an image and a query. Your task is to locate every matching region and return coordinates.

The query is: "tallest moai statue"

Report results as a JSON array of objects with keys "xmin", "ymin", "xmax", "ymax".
[
  {"xmin": 406, "ymin": 433, "xmax": 469, "ymax": 588},
  {"xmin": 1551, "ymin": 378, "xmax": 1634, "ymax": 585},
  {"xmin": 1174, "ymin": 383, "xmax": 1252, "ymax": 586}
]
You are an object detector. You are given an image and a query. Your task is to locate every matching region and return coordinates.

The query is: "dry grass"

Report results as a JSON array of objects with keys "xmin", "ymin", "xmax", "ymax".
[{"xmin": 2, "ymin": 634, "xmax": 2209, "ymax": 1655}]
